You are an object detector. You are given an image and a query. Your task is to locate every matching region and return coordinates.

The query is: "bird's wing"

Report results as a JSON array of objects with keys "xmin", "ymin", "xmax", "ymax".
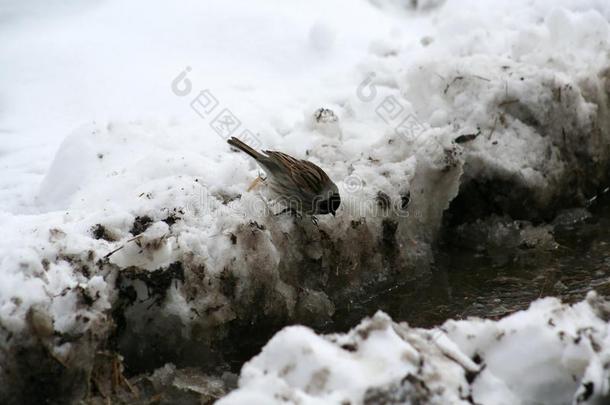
[{"xmin": 265, "ymin": 151, "xmax": 328, "ymax": 195}]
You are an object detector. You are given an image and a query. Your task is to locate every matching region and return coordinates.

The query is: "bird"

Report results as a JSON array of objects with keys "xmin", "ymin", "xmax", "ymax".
[{"xmin": 227, "ymin": 137, "xmax": 341, "ymax": 219}]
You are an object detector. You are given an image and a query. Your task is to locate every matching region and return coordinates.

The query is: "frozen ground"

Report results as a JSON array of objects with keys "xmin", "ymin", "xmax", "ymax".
[{"xmin": 1, "ymin": 0, "xmax": 610, "ymax": 403}]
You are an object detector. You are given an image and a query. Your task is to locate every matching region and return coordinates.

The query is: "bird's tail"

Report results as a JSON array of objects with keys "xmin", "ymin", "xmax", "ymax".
[{"xmin": 227, "ymin": 137, "xmax": 263, "ymax": 160}]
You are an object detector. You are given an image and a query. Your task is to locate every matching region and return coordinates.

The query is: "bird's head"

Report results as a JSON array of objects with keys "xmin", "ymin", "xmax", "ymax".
[
  {"xmin": 329, "ymin": 192, "xmax": 341, "ymax": 216},
  {"xmin": 314, "ymin": 191, "xmax": 341, "ymax": 216}
]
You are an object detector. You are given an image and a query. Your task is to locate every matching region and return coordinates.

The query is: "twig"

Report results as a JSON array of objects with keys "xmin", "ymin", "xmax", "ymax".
[
  {"xmin": 455, "ymin": 128, "xmax": 481, "ymax": 144},
  {"xmin": 112, "ymin": 357, "xmax": 120, "ymax": 390},
  {"xmin": 488, "ymin": 116, "xmax": 498, "ymax": 140},
  {"xmin": 444, "ymin": 76, "xmax": 464, "ymax": 94},
  {"xmin": 472, "ymin": 74, "xmax": 491, "ymax": 82},
  {"xmin": 443, "ymin": 75, "xmax": 490, "ymax": 95},
  {"xmin": 498, "ymin": 99, "xmax": 519, "ymax": 107},
  {"xmin": 247, "ymin": 175, "xmax": 265, "ymax": 192},
  {"xmin": 103, "ymin": 235, "xmax": 143, "ymax": 259},
  {"xmin": 538, "ymin": 277, "xmax": 548, "ymax": 299},
  {"xmin": 121, "ymin": 373, "xmax": 138, "ymax": 397}
]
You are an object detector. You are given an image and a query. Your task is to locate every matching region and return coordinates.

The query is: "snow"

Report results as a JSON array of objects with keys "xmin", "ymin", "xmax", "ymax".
[
  {"xmin": 0, "ymin": 0, "xmax": 411, "ymax": 213},
  {"xmin": 220, "ymin": 293, "xmax": 610, "ymax": 405},
  {"xmin": 1, "ymin": 0, "xmax": 610, "ymax": 403}
]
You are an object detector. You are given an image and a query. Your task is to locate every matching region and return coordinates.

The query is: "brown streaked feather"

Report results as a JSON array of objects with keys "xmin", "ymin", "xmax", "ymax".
[
  {"xmin": 265, "ymin": 151, "xmax": 329, "ymax": 194},
  {"xmin": 226, "ymin": 137, "xmax": 340, "ymax": 215}
]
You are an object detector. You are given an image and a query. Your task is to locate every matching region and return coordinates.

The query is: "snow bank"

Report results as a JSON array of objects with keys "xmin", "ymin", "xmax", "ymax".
[
  {"xmin": 220, "ymin": 292, "xmax": 610, "ymax": 405},
  {"xmin": 2, "ymin": 0, "xmax": 610, "ymax": 403}
]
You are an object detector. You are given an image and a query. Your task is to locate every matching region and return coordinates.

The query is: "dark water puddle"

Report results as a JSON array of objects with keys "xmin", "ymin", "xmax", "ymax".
[
  {"xmin": 331, "ymin": 200, "xmax": 610, "ymax": 331},
  {"xmin": 220, "ymin": 198, "xmax": 610, "ymax": 375}
]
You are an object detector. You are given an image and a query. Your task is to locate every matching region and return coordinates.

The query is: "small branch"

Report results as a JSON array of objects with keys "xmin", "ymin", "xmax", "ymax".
[
  {"xmin": 443, "ymin": 76, "xmax": 464, "ymax": 94},
  {"xmin": 471, "ymin": 74, "xmax": 491, "ymax": 82},
  {"xmin": 498, "ymin": 99, "xmax": 519, "ymax": 107},
  {"xmin": 455, "ymin": 129, "xmax": 481, "ymax": 144},
  {"xmin": 103, "ymin": 235, "xmax": 143, "ymax": 259},
  {"xmin": 488, "ymin": 116, "xmax": 498, "ymax": 140}
]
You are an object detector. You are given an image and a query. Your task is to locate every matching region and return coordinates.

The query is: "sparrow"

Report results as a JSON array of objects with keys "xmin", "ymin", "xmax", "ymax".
[{"xmin": 227, "ymin": 137, "xmax": 341, "ymax": 217}]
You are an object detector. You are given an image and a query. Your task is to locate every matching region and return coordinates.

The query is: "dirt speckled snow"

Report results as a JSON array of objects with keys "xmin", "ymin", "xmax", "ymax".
[{"xmin": 1, "ymin": 0, "xmax": 610, "ymax": 403}]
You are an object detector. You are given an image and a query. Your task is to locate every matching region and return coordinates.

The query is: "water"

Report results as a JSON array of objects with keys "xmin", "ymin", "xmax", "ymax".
[
  {"xmin": 331, "ymin": 198, "xmax": 610, "ymax": 331},
  {"xmin": 222, "ymin": 198, "xmax": 610, "ymax": 376}
]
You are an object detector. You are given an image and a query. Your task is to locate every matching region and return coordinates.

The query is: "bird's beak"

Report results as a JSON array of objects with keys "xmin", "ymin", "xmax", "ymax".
[{"xmin": 331, "ymin": 211, "xmax": 336, "ymax": 217}]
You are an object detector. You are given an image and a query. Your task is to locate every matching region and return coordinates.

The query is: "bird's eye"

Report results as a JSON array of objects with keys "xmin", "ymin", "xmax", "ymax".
[
  {"xmin": 316, "ymin": 198, "xmax": 328, "ymax": 212},
  {"xmin": 331, "ymin": 194, "xmax": 341, "ymax": 211}
]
